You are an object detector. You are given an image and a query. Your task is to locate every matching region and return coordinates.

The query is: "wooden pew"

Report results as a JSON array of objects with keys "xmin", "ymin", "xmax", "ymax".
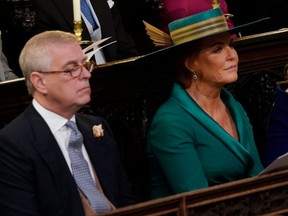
[
  {"xmin": 102, "ymin": 169, "xmax": 288, "ymax": 215},
  {"xmin": 235, "ymin": 28, "xmax": 288, "ymax": 75},
  {"xmin": 0, "ymin": 78, "xmax": 30, "ymax": 128}
]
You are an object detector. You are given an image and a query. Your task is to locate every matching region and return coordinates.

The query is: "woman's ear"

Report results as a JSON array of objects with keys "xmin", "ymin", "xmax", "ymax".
[
  {"xmin": 185, "ymin": 53, "xmax": 200, "ymax": 73},
  {"xmin": 30, "ymin": 72, "xmax": 48, "ymax": 94},
  {"xmin": 184, "ymin": 55, "xmax": 195, "ymax": 72},
  {"xmin": 184, "ymin": 58, "xmax": 192, "ymax": 72}
]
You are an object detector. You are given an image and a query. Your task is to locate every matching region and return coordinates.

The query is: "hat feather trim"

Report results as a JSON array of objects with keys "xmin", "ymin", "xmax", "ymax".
[{"xmin": 143, "ymin": 21, "xmax": 172, "ymax": 47}]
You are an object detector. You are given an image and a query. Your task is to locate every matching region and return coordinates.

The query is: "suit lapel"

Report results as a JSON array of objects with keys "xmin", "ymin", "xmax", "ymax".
[
  {"xmin": 76, "ymin": 116, "xmax": 107, "ymax": 170},
  {"xmin": 25, "ymin": 105, "xmax": 84, "ymax": 213},
  {"xmin": 75, "ymin": 116, "xmax": 111, "ymax": 191},
  {"xmin": 89, "ymin": 0, "xmax": 115, "ymax": 40}
]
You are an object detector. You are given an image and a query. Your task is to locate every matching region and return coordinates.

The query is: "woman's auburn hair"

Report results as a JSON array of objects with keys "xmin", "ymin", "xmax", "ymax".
[{"xmin": 175, "ymin": 40, "xmax": 201, "ymax": 89}]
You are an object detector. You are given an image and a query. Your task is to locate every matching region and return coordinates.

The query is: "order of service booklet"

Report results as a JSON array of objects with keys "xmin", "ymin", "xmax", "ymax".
[{"xmin": 259, "ymin": 151, "xmax": 288, "ymax": 175}]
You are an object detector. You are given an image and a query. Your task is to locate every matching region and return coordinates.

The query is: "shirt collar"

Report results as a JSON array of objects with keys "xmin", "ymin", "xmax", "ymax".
[{"xmin": 32, "ymin": 99, "xmax": 76, "ymax": 134}]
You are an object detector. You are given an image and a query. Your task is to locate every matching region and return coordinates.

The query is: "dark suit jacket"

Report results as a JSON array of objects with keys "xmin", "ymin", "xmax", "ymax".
[
  {"xmin": 0, "ymin": 104, "xmax": 135, "ymax": 216},
  {"xmin": 33, "ymin": 0, "xmax": 138, "ymax": 61},
  {"xmin": 263, "ymin": 84, "xmax": 288, "ymax": 167}
]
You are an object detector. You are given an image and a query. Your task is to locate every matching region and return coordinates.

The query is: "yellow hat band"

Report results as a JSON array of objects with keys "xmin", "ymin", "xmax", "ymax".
[{"xmin": 169, "ymin": 9, "xmax": 228, "ymax": 45}]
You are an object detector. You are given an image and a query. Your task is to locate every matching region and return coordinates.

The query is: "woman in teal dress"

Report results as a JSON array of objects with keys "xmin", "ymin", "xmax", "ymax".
[{"xmin": 146, "ymin": 6, "xmax": 265, "ymax": 199}]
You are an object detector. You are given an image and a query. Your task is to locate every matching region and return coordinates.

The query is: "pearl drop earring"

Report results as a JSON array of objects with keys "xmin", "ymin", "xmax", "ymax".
[{"xmin": 192, "ymin": 71, "xmax": 198, "ymax": 80}]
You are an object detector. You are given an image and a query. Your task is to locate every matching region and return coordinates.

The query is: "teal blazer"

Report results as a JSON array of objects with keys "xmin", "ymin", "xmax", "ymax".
[{"xmin": 147, "ymin": 83, "xmax": 263, "ymax": 199}]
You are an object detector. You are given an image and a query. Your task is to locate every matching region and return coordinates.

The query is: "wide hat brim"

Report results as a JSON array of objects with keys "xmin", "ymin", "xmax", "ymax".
[
  {"xmin": 95, "ymin": 10, "xmax": 270, "ymax": 71},
  {"xmin": 146, "ymin": 25, "xmax": 269, "ymax": 62}
]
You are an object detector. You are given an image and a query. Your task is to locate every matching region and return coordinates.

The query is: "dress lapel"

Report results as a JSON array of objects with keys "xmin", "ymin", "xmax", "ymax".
[{"xmin": 171, "ymin": 83, "xmax": 253, "ymax": 167}]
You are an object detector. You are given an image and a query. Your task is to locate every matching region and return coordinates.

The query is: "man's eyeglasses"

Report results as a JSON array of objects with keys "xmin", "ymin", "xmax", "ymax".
[{"xmin": 37, "ymin": 61, "xmax": 96, "ymax": 78}]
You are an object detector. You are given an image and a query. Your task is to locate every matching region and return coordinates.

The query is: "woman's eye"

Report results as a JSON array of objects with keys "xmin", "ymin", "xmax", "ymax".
[{"xmin": 214, "ymin": 47, "xmax": 222, "ymax": 52}]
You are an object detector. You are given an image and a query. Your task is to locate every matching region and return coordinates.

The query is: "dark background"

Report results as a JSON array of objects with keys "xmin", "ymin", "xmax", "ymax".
[
  {"xmin": 116, "ymin": 0, "xmax": 288, "ymax": 54},
  {"xmin": 0, "ymin": 0, "xmax": 288, "ymax": 74}
]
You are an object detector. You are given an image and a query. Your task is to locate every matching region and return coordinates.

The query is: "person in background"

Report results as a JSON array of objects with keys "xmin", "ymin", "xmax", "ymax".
[
  {"xmin": 263, "ymin": 64, "xmax": 288, "ymax": 167},
  {"xmin": 159, "ymin": 0, "xmax": 234, "ymax": 33},
  {"xmin": 146, "ymin": 8, "xmax": 264, "ymax": 199},
  {"xmin": 0, "ymin": 30, "xmax": 135, "ymax": 216},
  {"xmin": 0, "ymin": 0, "xmax": 36, "ymax": 77},
  {"xmin": 0, "ymin": 34, "xmax": 18, "ymax": 81},
  {"xmin": 32, "ymin": 0, "xmax": 138, "ymax": 65}
]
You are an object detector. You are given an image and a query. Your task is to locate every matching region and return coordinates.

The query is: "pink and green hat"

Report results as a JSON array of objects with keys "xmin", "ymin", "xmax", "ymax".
[
  {"xmin": 169, "ymin": 8, "xmax": 230, "ymax": 45},
  {"xmin": 144, "ymin": 8, "xmax": 269, "ymax": 49}
]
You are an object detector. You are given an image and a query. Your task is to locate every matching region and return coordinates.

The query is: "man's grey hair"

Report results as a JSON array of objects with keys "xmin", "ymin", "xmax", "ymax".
[{"xmin": 19, "ymin": 30, "xmax": 79, "ymax": 95}]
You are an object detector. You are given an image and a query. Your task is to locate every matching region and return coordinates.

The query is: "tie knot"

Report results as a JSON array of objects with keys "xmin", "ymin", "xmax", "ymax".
[
  {"xmin": 66, "ymin": 121, "xmax": 83, "ymax": 149},
  {"xmin": 66, "ymin": 120, "xmax": 78, "ymax": 132}
]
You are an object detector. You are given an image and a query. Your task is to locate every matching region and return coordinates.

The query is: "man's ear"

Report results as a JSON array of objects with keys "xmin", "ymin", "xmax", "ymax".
[{"xmin": 30, "ymin": 71, "xmax": 48, "ymax": 94}]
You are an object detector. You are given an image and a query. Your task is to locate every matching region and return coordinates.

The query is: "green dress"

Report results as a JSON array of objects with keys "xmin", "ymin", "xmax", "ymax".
[{"xmin": 147, "ymin": 82, "xmax": 263, "ymax": 199}]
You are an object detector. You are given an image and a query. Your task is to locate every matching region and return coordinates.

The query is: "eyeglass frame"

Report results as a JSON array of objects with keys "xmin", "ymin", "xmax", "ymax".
[{"xmin": 37, "ymin": 61, "xmax": 97, "ymax": 78}]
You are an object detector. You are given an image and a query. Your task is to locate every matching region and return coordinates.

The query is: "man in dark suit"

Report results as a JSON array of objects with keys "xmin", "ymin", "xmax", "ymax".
[
  {"xmin": 32, "ymin": 0, "xmax": 138, "ymax": 62},
  {"xmin": 0, "ymin": 30, "xmax": 135, "ymax": 216}
]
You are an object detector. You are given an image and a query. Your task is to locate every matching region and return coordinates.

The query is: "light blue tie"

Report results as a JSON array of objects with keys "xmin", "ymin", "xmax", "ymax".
[
  {"xmin": 81, "ymin": 0, "xmax": 98, "ymax": 30},
  {"xmin": 66, "ymin": 121, "xmax": 111, "ymax": 213}
]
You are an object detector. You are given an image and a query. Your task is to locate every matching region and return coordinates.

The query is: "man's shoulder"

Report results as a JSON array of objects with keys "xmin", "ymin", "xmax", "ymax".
[
  {"xmin": 0, "ymin": 111, "xmax": 35, "ymax": 146},
  {"xmin": 76, "ymin": 113, "xmax": 106, "ymax": 125},
  {"xmin": 0, "ymin": 104, "xmax": 38, "ymax": 135}
]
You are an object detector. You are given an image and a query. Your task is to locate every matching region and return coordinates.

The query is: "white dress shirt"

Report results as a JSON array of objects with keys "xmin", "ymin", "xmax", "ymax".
[{"xmin": 32, "ymin": 99, "xmax": 96, "ymax": 181}]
